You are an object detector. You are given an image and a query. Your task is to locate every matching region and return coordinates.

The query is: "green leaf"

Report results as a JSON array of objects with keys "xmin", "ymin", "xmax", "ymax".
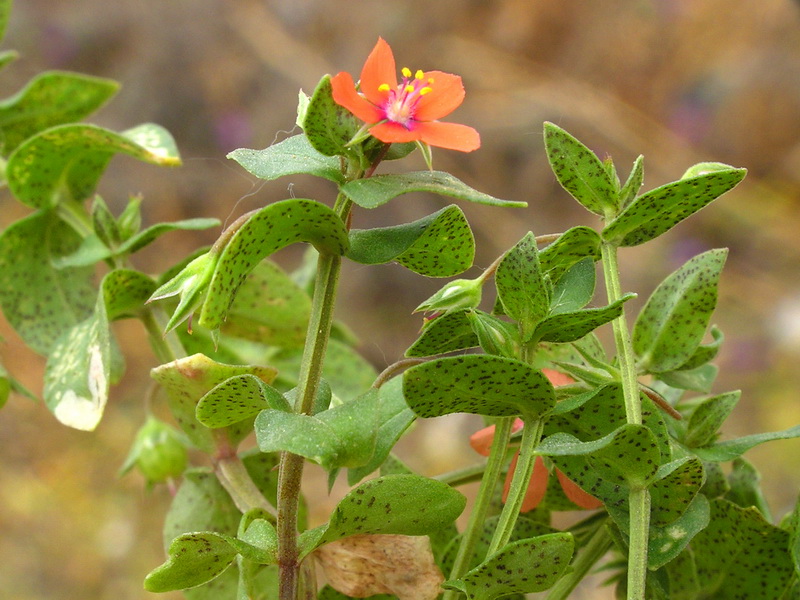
[
  {"xmin": 538, "ymin": 226, "xmax": 602, "ymax": 283},
  {"xmin": 198, "ymin": 199, "xmax": 349, "ymax": 331},
  {"xmin": 466, "ymin": 309, "xmax": 520, "ymax": 358},
  {"xmin": 601, "ymin": 168, "xmax": 746, "ymax": 246},
  {"xmin": 674, "ymin": 325, "xmax": 724, "ymax": 371},
  {"xmin": 255, "ymin": 390, "xmax": 379, "ymax": 470},
  {"xmin": 536, "ymin": 424, "xmax": 661, "ymax": 489},
  {"xmin": 726, "ymin": 457, "xmax": 772, "ymax": 520},
  {"xmin": 619, "ymin": 155, "xmax": 644, "ymax": 208},
  {"xmin": 693, "ymin": 424, "xmax": 800, "ymax": 462},
  {"xmin": 647, "ymin": 493, "xmax": 710, "ymax": 570},
  {"xmin": 227, "ymin": 134, "xmax": 345, "ymax": 185},
  {"xmin": 405, "ymin": 310, "xmax": 479, "ymax": 357},
  {"xmin": 340, "ymin": 170, "xmax": 525, "ymax": 209},
  {"xmin": 222, "ymin": 261, "xmax": 311, "ymax": 349},
  {"xmin": 0, "ymin": 211, "xmax": 95, "ymax": 354},
  {"xmin": 531, "ymin": 293, "xmax": 635, "ymax": 344},
  {"xmin": 151, "ymin": 354, "xmax": 278, "ymax": 452},
  {"xmin": 297, "ymin": 474, "xmax": 466, "ymax": 558},
  {"xmin": 347, "ymin": 376, "xmax": 416, "ymax": 485},
  {"xmin": 691, "ymin": 499, "xmax": 794, "ymax": 598},
  {"xmin": 649, "ymin": 457, "xmax": 706, "ymax": 527},
  {"xmin": 42, "ymin": 290, "xmax": 111, "ymax": 431},
  {"xmin": 543, "ymin": 122, "xmax": 618, "ymax": 215},
  {"xmin": 347, "ymin": 205, "xmax": 475, "ymax": 277},
  {"xmin": 549, "ymin": 258, "xmax": 595, "ymax": 314},
  {"xmin": 657, "ymin": 363, "xmax": 718, "ymax": 393},
  {"xmin": 495, "ymin": 232, "xmax": 549, "ymax": 340},
  {"xmin": 7, "ymin": 123, "xmax": 181, "ymax": 209},
  {"xmin": 0, "ymin": 72, "xmax": 119, "ymax": 155},
  {"xmin": 684, "ymin": 390, "xmax": 740, "ymax": 448},
  {"xmin": 443, "ymin": 533, "xmax": 574, "ymax": 599},
  {"xmin": 144, "ymin": 532, "xmax": 237, "ymax": 592},
  {"xmin": 91, "ymin": 196, "xmax": 121, "ymax": 246},
  {"xmin": 402, "ymin": 355, "xmax": 555, "ymax": 419},
  {"xmin": 101, "ymin": 269, "xmax": 157, "ymax": 321},
  {"xmin": 301, "ymin": 75, "xmax": 361, "ymax": 157},
  {"xmin": 117, "ymin": 217, "xmax": 220, "ymax": 255},
  {"xmin": 196, "ymin": 374, "xmax": 289, "ymax": 428},
  {"xmin": 633, "ymin": 249, "xmax": 727, "ymax": 373}
]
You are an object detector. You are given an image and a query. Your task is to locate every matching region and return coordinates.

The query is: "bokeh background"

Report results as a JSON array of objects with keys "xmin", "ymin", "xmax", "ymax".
[{"xmin": 2, "ymin": 1, "xmax": 800, "ymax": 598}]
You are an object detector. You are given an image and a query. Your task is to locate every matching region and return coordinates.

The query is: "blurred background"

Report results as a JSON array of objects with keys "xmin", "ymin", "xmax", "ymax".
[{"xmin": 2, "ymin": 0, "xmax": 800, "ymax": 598}]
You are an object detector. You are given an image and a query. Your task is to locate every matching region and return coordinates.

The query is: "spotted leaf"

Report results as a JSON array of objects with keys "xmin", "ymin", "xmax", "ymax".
[
  {"xmin": 348, "ymin": 205, "xmax": 475, "ymax": 277},
  {"xmin": 297, "ymin": 474, "xmax": 465, "ymax": 559},
  {"xmin": 649, "ymin": 457, "xmax": 706, "ymax": 527},
  {"xmin": 7, "ymin": 123, "xmax": 180, "ymax": 209},
  {"xmin": 196, "ymin": 374, "xmax": 289, "ymax": 428},
  {"xmin": 684, "ymin": 390, "xmax": 740, "ymax": 448},
  {"xmin": 340, "ymin": 171, "xmax": 524, "ymax": 209},
  {"xmin": 495, "ymin": 232, "xmax": 549, "ymax": 340},
  {"xmin": 0, "ymin": 71, "xmax": 119, "ymax": 155},
  {"xmin": 544, "ymin": 122, "xmax": 618, "ymax": 215},
  {"xmin": 405, "ymin": 310, "xmax": 479, "ymax": 357},
  {"xmin": 442, "ymin": 533, "xmax": 574, "ymax": 599},
  {"xmin": 402, "ymin": 355, "xmax": 555, "ymax": 420},
  {"xmin": 198, "ymin": 199, "xmax": 348, "ymax": 331},
  {"xmin": 538, "ymin": 226, "xmax": 602, "ymax": 284},
  {"xmin": 633, "ymin": 249, "xmax": 727, "ymax": 373},
  {"xmin": 302, "ymin": 74, "xmax": 361, "ymax": 157},
  {"xmin": 531, "ymin": 293, "xmax": 635, "ymax": 344},
  {"xmin": 602, "ymin": 167, "xmax": 746, "ymax": 246},
  {"xmin": 647, "ymin": 493, "xmax": 710, "ymax": 570},
  {"xmin": 101, "ymin": 269, "xmax": 157, "ymax": 320}
]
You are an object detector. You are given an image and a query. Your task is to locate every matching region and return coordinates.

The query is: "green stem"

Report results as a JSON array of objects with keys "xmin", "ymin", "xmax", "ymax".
[
  {"xmin": 433, "ymin": 461, "xmax": 488, "ymax": 487},
  {"xmin": 442, "ymin": 417, "xmax": 515, "ymax": 600},
  {"xmin": 600, "ymin": 240, "xmax": 650, "ymax": 600},
  {"xmin": 214, "ymin": 436, "xmax": 276, "ymax": 518},
  {"xmin": 485, "ymin": 418, "xmax": 544, "ymax": 556},
  {"xmin": 276, "ymin": 193, "xmax": 351, "ymax": 600},
  {"xmin": 544, "ymin": 521, "xmax": 612, "ymax": 600},
  {"xmin": 57, "ymin": 200, "xmax": 94, "ymax": 238},
  {"xmin": 140, "ymin": 307, "xmax": 185, "ymax": 364}
]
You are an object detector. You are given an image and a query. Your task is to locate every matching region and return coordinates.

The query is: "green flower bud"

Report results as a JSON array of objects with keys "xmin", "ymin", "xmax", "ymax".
[
  {"xmin": 120, "ymin": 416, "xmax": 188, "ymax": 484},
  {"xmin": 681, "ymin": 162, "xmax": 736, "ymax": 179},
  {"xmin": 414, "ymin": 278, "xmax": 483, "ymax": 315},
  {"xmin": 147, "ymin": 251, "xmax": 218, "ymax": 333}
]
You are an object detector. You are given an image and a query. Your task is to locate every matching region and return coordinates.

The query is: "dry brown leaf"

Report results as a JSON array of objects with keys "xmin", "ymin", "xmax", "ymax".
[{"xmin": 314, "ymin": 534, "xmax": 444, "ymax": 600}]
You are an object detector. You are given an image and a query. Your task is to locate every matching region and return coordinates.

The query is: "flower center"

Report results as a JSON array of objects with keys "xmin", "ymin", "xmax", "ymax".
[{"xmin": 378, "ymin": 67, "xmax": 434, "ymax": 128}]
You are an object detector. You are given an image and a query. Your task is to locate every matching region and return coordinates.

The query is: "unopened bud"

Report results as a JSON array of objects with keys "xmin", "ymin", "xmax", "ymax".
[
  {"xmin": 120, "ymin": 417, "xmax": 188, "ymax": 485},
  {"xmin": 414, "ymin": 278, "xmax": 482, "ymax": 315}
]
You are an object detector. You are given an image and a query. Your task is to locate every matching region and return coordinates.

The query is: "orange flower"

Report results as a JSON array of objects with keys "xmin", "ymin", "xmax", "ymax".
[
  {"xmin": 330, "ymin": 38, "xmax": 480, "ymax": 152},
  {"xmin": 468, "ymin": 369, "xmax": 603, "ymax": 512}
]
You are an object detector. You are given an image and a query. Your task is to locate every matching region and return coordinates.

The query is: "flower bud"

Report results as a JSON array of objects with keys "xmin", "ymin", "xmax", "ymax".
[
  {"xmin": 681, "ymin": 162, "xmax": 735, "ymax": 179},
  {"xmin": 120, "ymin": 416, "xmax": 188, "ymax": 485},
  {"xmin": 147, "ymin": 251, "xmax": 218, "ymax": 333},
  {"xmin": 414, "ymin": 278, "xmax": 482, "ymax": 315}
]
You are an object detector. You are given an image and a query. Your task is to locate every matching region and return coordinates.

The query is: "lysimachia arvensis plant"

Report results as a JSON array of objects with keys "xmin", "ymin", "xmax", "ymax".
[{"xmin": 1, "ymin": 6, "xmax": 799, "ymax": 599}]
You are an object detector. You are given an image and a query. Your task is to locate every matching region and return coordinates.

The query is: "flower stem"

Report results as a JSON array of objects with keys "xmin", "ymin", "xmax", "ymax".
[
  {"xmin": 276, "ymin": 193, "xmax": 351, "ymax": 600},
  {"xmin": 442, "ymin": 417, "xmax": 514, "ymax": 600},
  {"xmin": 485, "ymin": 418, "xmax": 544, "ymax": 557},
  {"xmin": 544, "ymin": 520, "xmax": 612, "ymax": 600},
  {"xmin": 599, "ymin": 240, "xmax": 650, "ymax": 600}
]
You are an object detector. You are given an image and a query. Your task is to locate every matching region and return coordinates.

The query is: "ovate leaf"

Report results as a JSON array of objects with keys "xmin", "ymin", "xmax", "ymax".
[
  {"xmin": 402, "ymin": 355, "xmax": 555, "ymax": 420},
  {"xmin": 684, "ymin": 390, "xmax": 740, "ymax": 448},
  {"xmin": 543, "ymin": 122, "xmax": 617, "ymax": 215},
  {"xmin": 538, "ymin": 226, "xmax": 602, "ymax": 283},
  {"xmin": 144, "ymin": 532, "xmax": 238, "ymax": 592},
  {"xmin": 198, "ymin": 199, "xmax": 348, "ymax": 331},
  {"xmin": 633, "ymin": 249, "xmax": 727, "ymax": 373},
  {"xmin": 340, "ymin": 171, "xmax": 524, "ymax": 209},
  {"xmin": 347, "ymin": 205, "xmax": 475, "ymax": 277},
  {"xmin": 0, "ymin": 72, "xmax": 119, "ymax": 155},
  {"xmin": 227, "ymin": 134, "xmax": 345, "ymax": 185},
  {"xmin": 0, "ymin": 211, "xmax": 95, "ymax": 354},
  {"xmin": 692, "ymin": 424, "xmax": 800, "ymax": 462},
  {"xmin": 196, "ymin": 374, "xmax": 289, "ymax": 428},
  {"xmin": 531, "ymin": 293, "xmax": 635, "ymax": 344},
  {"xmin": 301, "ymin": 75, "xmax": 361, "ymax": 157},
  {"xmin": 495, "ymin": 232, "xmax": 549, "ymax": 340},
  {"xmin": 405, "ymin": 310, "xmax": 479, "ymax": 358}
]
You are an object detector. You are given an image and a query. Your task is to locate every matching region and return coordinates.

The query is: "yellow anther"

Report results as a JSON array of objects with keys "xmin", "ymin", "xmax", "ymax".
[
  {"xmin": 378, "ymin": 83, "xmax": 390, "ymax": 92},
  {"xmin": 420, "ymin": 87, "xmax": 433, "ymax": 95},
  {"xmin": 427, "ymin": 77, "xmax": 435, "ymax": 84},
  {"xmin": 415, "ymin": 70, "xmax": 425, "ymax": 80},
  {"xmin": 404, "ymin": 84, "xmax": 415, "ymax": 93},
  {"xmin": 401, "ymin": 67, "xmax": 412, "ymax": 78}
]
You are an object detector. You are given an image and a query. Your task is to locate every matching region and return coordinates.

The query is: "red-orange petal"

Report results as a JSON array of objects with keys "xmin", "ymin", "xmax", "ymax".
[
  {"xmin": 330, "ymin": 72, "xmax": 383, "ymax": 123},
  {"xmin": 360, "ymin": 37, "xmax": 396, "ymax": 106},
  {"xmin": 369, "ymin": 121, "xmax": 419, "ymax": 144},
  {"xmin": 414, "ymin": 71, "xmax": 465, "ymax": 121},
  {"xmin": 542, "ymin": 369, "xmax": 575, "ymax": 387},
  {"xmin": 415, "ymin": 121, "xmax": 481, "ymax": 152},
  {"xmin": 503, "ymin": 454, "xmax": 549, "ymax": 513},
  {"xmin": 555, "ymin": 469, "xmax": 604, "ymax": 510},
  {"xmin": 469, "ymin": 418, "xmax": 524, "ymax": 457}
]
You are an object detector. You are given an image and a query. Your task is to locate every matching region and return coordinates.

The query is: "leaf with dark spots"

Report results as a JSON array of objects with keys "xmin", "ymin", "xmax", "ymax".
[
  {"xmin": 649, "ymin": 457, "xmax": 706, "ymax": 527},
  {"xmin": 647, "ymin": 493, "xmax": 710, "ymax": 570},
  {"xmin": 405, "ymin": 310, "xmax": 479, "ymax": 357},
  {"xmin": 531, "ymin": 293, "xmax": 635, "ymax": 344},
  {"xmin": 144, "ymin": 532, "xmax": 237, "ymax": 592},
  {"xmin": 402, "ymin": 355, "xmax": 555, "ymax": 420},
  {"xmin": 199, "ymin": 199, "xmax": 348, "ymax": 331},
  {"xmin": 544, "ymin": 122, "xmax": 618, "ymax": 215},
  {"xmin": 538, "ymin": 226, "xmax": 602, "ymax": 284},
  {"xmin": 601, "ymin": 167, "xmax": 746, "ymax": 246},
  {"xmin": 196, "ymin": 374, "xmax": 289, "ymax": 428},
  {"xmin": 443, "ymin": 533, "xmax": 574, "ymax": 599},
  {"xmin": 297, "ymin": 474, "xmax": 465, "ymax": 559},
  {"xmin": 633, "ymin": 249, "xmax": 727, "ymax": 373},
  {"xmin": 348, "ymin": 205, "xmax": 475, "ymax": 277},
  {"xmin": 101, "ymin": 269, "xmax": 157, "ymax": 321},
  {"xmin": 684, "ymin": 390, "xmax": 740, "ymax": 448},
  {"xmin": 495, "ymin": 232, "xmax": 549, "ymax": 341},
  {"xmin": 301, "ymin": 75, "xmax": 362, "ymax": 157}
]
